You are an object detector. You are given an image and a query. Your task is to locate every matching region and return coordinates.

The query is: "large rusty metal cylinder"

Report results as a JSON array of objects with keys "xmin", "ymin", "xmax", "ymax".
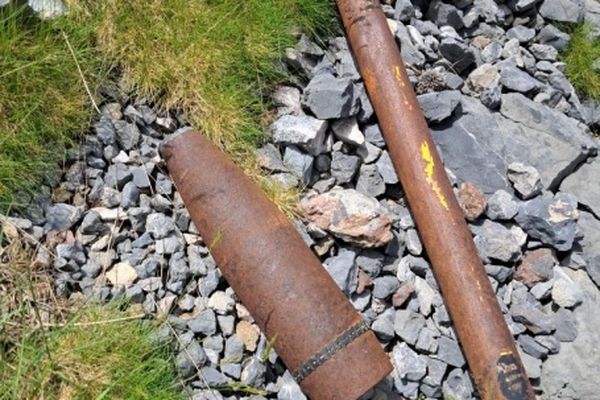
[
  {"xmin": 336, "ymin": 0, "xmax": 535, "ymax": 399},
  {"xmin": 161, "ymin": 129, "xmax": 392, "ymax": 400}
]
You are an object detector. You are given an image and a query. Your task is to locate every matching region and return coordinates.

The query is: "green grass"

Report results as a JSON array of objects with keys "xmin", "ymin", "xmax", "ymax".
[
  {"xmin": 0, "ymin": 226, "xmax": 184, "ymax": 400},
  {"xmin": 0, "ymin": 0, "xmax": 334, "ymax": 214},
  {"xmin": 0, "ymin": 304, "xmax": 184, "ymax": 400},
  {"xmin": 72, "ymin": 0, "xmax": 332, "ymax": 148},
  {"xmin": 0, "ymin": 4, "xmax": 107, "ymax": 210},
  {"xmin": 562, "ymin": 24, "xmax": 600, "ymax": 101},
  {"xmin": 70, "ymin": 0, "xmax": 334, "ymax": 213}
]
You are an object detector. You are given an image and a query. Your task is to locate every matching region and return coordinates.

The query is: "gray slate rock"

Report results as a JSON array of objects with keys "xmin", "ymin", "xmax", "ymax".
[
  {"xmin": 541, "ymin": 270, "xmax": 600, "ymax": 399},
  {"xmin": 331, "ymin": 151, "xmax": 360, "ymax": 184},
  {"xmin": 439, "ymin": 38, "xmax": 475, "ymax": 74},
  {"xmin": 515, "ymin": 192, "xmax": 579, "ymax": 251},
  {"xmin": 372, "ymin": 311, "xmax": 396, "ymax": 341},
  {"xmin": 431, "ymin": 94, "xmax": 595, "ymax": 194},
  {"xmin": 500, "ymin": 66, "xmax": 543, "ymax": 93},
  {"xmin": 518, "ymin": 334, "xmax": 550, "ymax": 359},
  {"xmin": 442, "ymin": 368, "xmax": 473, "ymax": 400},
  {"xmin": 539, "ymin": 0, "xmax": 585, "ymax": 23},
  {"xmin": 552, "ymin": 267, "xmax": 584, "ymax": 307},
  {"xmin": 45, "ymin": 203, "xmax": 82, "ymax": 231},
  {"xmin": 394, "ymin": 309, "xmax": 425, "ymax": 346},
  {"xmin": 437, "ymin": 335, "xmax": 466, "ymax": 368},
  {"xmin": 487, "ymin": 190, "xmax": 519, "ymax": 220},
  {"xmin": 417, "ymin": 90, "xmax": 461, "ymax": 123},
  {"xmin": 113, "ymin": 120, "xmax": 141, "ymax": 151},
  {"xmin": 283, "ymin": 146, "xmax": 314, "ymax": 185},
  {"xmin": 278, "ymin": 372, "xmax": 307, "ymax": 400},
  {"xmin": 507, "ymin": 162, "xmax": 543, "ymax": 199},
  {"xmin": 427, "ymin": 0, "xmax": 464, "ymax": 30},
  {"xmin": 392, "ymin": 342, "xmax": 427, "ymax": 382},
  {"xmin": 560, "ymin": 157, "xmax": 600, "ymax": 217},
  {"xmin": 256, "ymin": 143, "xmax": 286, "ymax": 172},
  {"xmin": 376, "ymin": 151, "xmax": 399, "ymax": 185},
  {"xmin": 536, "ymin": 24, "xmax": 571, "ymax": 51},
  {"xmin": 395, "ymin": 23, "xmax": 426, "ymax": 68},
  {"xmin": 576, "ymin": 211, "xmax": 600, "ymax": 287},
  {"xmin": 505, "ymin": 0, "xmax": 542, "ymax": 11},
  {"xmin": 188, "ymin": 309, "xmax": 217, "ymax": 335},
  {"xmin": 356, "ymin": 164, "xmax": 386, "ymax": 197},
  {"xmin": 507, "ymin": 26, "xmax": 536, "ymax": 43},
  {"xmin": 146, "ymin": 213, "xmax": 176, "ymax": 239},
  {"xmin": 474, "ymin": 220, "xmax": 523, "ymax": 263},
  {"xmin": 394, "ymin": 0, "xmax": 414, "ymax": 22},
  {"xmin": 271, "ymin": 115, "xmax": 328, "ymax": 155},
  {"xmin": 554, "ymin": 307, "xmax": 578, "ymax": 342},
  {"xmin": 324, "ymin": 248, "xmax": 357, "ymax": 295},
  {"xmin": 372, "ymin": 276, "xmax": 400, "ymax": 299},
  {"xmin": 530, "ymin": 43, "xmax": 559, "ymax": 61},
  {"xmin": 176, "ymin": 341, "xmax": 207, "ymax": 378},
  {"xmin": 302, "ymin": 73, "xmax": 359, "ymax": 119},
  {"xmin": 79, "ymin": 210, "xmax": 107, "ymax": 235},
  {"xmin": 511, "ymin": 302, "xmax": 555, "ymax": 334}
]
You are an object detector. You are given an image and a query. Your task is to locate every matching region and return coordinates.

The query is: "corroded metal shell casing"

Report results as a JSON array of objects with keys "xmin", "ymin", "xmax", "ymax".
[
  {"xmin": 161, "ymin": 129, "xmax": 392, "ymax": 400},
  {"xmin": 336, "ymin": 0, "xmax": 535, "ymax": 399}
]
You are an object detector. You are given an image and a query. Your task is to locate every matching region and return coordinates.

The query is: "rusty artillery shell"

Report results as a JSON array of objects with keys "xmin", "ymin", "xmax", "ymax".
[
  {"xmin": 336, "ymin": 1, "xmax": 535, "ymax": 399},
  {"xmin": 161, "ymin": 129, "xmax": 392, "ymax": 400}
]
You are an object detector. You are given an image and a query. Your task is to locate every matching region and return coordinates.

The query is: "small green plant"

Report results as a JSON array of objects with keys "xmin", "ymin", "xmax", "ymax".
[
  {"xmin": 0, "ymin": 4, "xmax": 107, "ymax": 210},
  {"xmin": 0, "ymin": 303, "xmax": 184, "ymax": 400},
  {"xmin": 562, "ymin": 24, "xmax": 600, "ymax": 102}
]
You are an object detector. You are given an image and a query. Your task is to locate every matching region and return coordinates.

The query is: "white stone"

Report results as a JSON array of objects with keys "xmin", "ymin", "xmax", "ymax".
[{"xmin": 105, "ymin": 262, "xmax": 138, "ymax": 286}]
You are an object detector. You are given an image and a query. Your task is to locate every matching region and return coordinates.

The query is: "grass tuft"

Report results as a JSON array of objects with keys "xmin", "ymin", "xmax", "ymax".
[
  {"xmin": 0, "ymin": 220, "xmax": 184, "ymax": 400},
  {"xmin": 562, "ymin": 24, "xmax": 600, "ymax": 101},
  {"xmin": 0, "ymin": 302, "xmax": 184, "ymax": 400},
  {"xmin": 68, "ymin": 0, "xmax": 334, "ymax": 213},
  {"xmin": 0, "ymin": 4, "xmax": 107, "ymax": 210}
]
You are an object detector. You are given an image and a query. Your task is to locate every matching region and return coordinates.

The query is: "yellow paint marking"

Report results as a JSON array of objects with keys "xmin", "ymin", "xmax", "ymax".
[
  {"xmin": 394, "ymin": 65, "xmax": 406, "ymax": 87},
  {"xmin": 420, "ymin": 141, "xmax": 449, "ymax": 210}
]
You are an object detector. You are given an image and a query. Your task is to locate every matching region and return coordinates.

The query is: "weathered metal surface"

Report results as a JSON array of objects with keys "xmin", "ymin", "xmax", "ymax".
[
  {"xmin": 161, "ymin": 129, "xmax": 391, "ymax": 400},
  {"xmin": 336, "ymin": 1, "xmax": 535, "ymax": 399}
]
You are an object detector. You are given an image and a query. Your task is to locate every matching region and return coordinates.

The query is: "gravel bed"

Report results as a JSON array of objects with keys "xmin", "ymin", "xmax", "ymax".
[{"xmin": 9, "ymin": 0, "xmax": 600, "ymax": 399}]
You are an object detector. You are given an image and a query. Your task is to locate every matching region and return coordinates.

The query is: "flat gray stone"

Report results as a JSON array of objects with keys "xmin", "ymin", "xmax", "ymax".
[
  {"xmin": 507, "ymin": 162, "xmax": 543, "ymax": 199},
  {"xmin": 437, "ymin": 335, "xmax": 466, "ymax": 368},
  {"xmin": 283, "ymin": 146, "xmax": 314, "ymax": 185},
  {"xmin": 324, "ymin": 248, "xmax": 357, "ymax": 295},
  {"xmin": 331, "ymin": 151, "xmax": 360, "ymax": 184},
  {"xmin": 356, "ymin": 164, "xmax": 386, "ymax": 197},
  {"xmin": 576, "ymin": 211, "xmax": 600, "ymax": 287},
  {"xmin": 302, "ymin": 73, "xmax": 359, "ymax": 119},
  {"xmin": 506, "ymin": 25, "xmax": 536, "ymax": 43},
  {"xmin": 474, "ymin": 220, "xmax": 523, "ymax": 263},
  {"xmin": 536, "ymin": 24, "xmax": 571, "ymax": 50},
  {"xmin": 427, "ymin": 0, "xmax": 464, "ymax": 30},
  {"xmin": 392, "ymin": 342, "xmax": 427, "ymax": 382},
  {"xmin": 417, "ymin": 90, "xmax": 461, "ymax": 123},
  {"xmin": 431, "ymin": 94, "xmax": 596, "ymax": 194},
  {"xmin": 560, "ymin": 157, "xmax": 600, "ymax": 217},
  {"xmin": 487, "ymin": 190, "xmax": 519, "ymax": 220},
  {"xmin": 499, "ymin": 65, "xmax": 543, "ymax": 93},
  {"xmin": 376, "ymin": 151, "xmax": 399, "ymax": 185},
  {"xmin": 539, "ymin": 0, "xmax": 585, "ymax": 23},
  {"xmin": 439, "ymin": 38, "xmax": 475, "ymax": 74},
  {"xmin": 515, "ymin": 192, "xmax": 579, "ymax": 251},
  {"xmin": 394, "ymin": 309, "xmax": 425, "ymax": 346},
  {"xmin": 271, "ymin": 115, "xmax": 328, "ymax": 155},
  {"xmin": 542, "ymin": 269, "xmax": 600, "ymax": 399}
]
